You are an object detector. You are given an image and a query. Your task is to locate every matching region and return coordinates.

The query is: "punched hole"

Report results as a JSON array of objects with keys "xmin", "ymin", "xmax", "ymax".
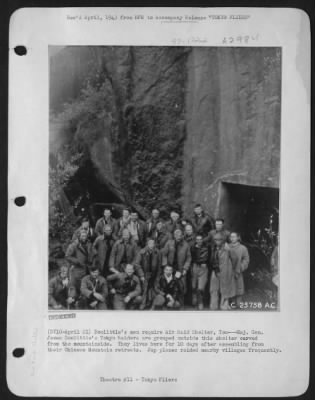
[
  {"xmin": 14, "ymin": 46, "xmax": 27, "ymax": 56},
  {"xmin": 12, "ymin": 348, "xmax": 25, "ymax": 358},
  {"xmin": 14, "ymin": 196, "xmax": 26, "ymax": 207}
]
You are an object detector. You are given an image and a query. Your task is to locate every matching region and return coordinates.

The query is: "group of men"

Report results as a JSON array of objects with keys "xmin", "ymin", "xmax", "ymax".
[{"xmin": 49, "ymin": 204, "xmax": 250, "ymax": 311}]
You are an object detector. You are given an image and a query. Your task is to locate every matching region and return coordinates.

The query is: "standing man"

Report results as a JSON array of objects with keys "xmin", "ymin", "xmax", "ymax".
[
  {"xmin": 191, "ymin": 234, "xmax": 211, "ymax": 310},
  {"xmin": 193, "ymin": 204, "xmax": 214, "ymax": 237},
  {"xmin": 162, "ymin": 229, "xmax": 191, "ymax": 308},
  {"xmin": 184, "ymin": 224, "xmax": 196, "ymax": 250},
  {"xmin": 109, "ymin": 229, "xmax": 138, "ymax": 273},
  {"xmin": 207, "ymin": 218, "xmax": 231, "ymax": 244},
  {"xmin": 229, "ymin": 232, "xmax": 250, "ymax": 308},
  {"xmin": 151, "ymin": 265, "xmax": 181, "ymax": 310},
  {"xmin": 127, "ymin": 211, "xmax": 147, "ymax": 248},
  {"xmin": 134, "ymin": 238, "xmax": 161, "ymax": 309},
  {"xmin": 114, "ymin": 207, "xmax": 131, "ymax": 238},
  {"xmin": 72, "ymin": 217, "xmax": 95, "ymax": 243},
  {"xmin": 95, "ymin": 207, "xmax": 117, "ymax": 238},
  {"xmin": 92, "ymin": 225, "xmax": 116, "ymax": 276},
  {"xmin": 80, "ymin": 264, "xmax": 108, "ymax": 310},
  {"xmin": 209, "ymin": 232, "xmax": 235, "ymax": 310},
  {"xmin": 107, "ymin": 264, "xmax": 142, "ymax": 310},
  {"xmin": 146, "ymin": 208, "xmax": 161, "ymax": 237},
  {"xmin": 48, "ymin": 264, "xmax": 76, "ymax": 310},
  {"xmin": 66, "ymin": 230, "xmax": 93, "ymax": 297},
  {"xmin": 151, "ymin": 221, "xmax": 172, "ymax": 250},
  {"xmin": 165, "ymin": 210, "xmax": 183, "ymax": 235}
]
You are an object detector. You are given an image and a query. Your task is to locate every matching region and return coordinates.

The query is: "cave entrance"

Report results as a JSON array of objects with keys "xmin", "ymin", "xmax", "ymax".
[
  {"xmin": 64, "ymin": 159, "xmax": 125, "ymax": 223},
  {"xmin": 218, "ymin": 182, "xmax": 279, "ymax": 304},
  {"xmin": 63, "ymin": 159, "xmax": 146, "ymax": 224},
  {"xmin": 218, "ymin": 182, "xmax": 279, "ymax": 243}
]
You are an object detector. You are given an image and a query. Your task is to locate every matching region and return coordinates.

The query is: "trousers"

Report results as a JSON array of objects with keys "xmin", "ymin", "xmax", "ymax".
[
  {"xmin": 152, "ymin": 294, "xmax": 180, "ymax": 310},
  {"xmin": 112, "ymin": 294, "xmax": 142, "ymax": 310}
]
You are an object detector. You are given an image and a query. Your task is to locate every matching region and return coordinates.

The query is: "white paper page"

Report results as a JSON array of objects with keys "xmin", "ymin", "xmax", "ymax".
[{"xmin": 8, "ymin": 7, "xmax": 310, "ymax": 397}]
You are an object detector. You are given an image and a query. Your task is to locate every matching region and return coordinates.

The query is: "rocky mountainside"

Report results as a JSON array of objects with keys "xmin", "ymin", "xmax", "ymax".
[{"xmin": 50, "ymin": 46, "xmax": 281, "ymax": 219}]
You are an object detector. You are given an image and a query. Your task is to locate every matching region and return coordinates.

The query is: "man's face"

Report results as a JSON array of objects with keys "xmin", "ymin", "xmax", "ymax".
[
  {"xmin": 214, "ymin": 237, "xmax": 223, "ymax": 247},
  {"xmin": 104, "ymin": 226, "xmax": 112, "ymax": 236},
  {"xmin": 185, "ymin": 225, "xmax": 193, "ymax": 236},
  {"xmin": 156, "ymin": 221, "xmax": 163, "ymax": 231},
  {"xmin": 82, "ymin": 221, "xmax": 89, "ymax": 230},
  {"xmin": 130, "ymin": 213, "xmax": 138, "ymax": 222},
  {"xmin": 147, "ymin": 240, "xmax": 155, "ymax": 251},
  {"xmin": 152, "ymin": 209, "xmax": 159, "ymax": 219},
  {"xmin": 230, "ymin": 233, "xmax": 239, "ymax": 244},
  {"xmin": 194, "ymin": 206, "xmax": 202, "ymax": 216},
  {"xmin": 122, "ymin": 210, "xmax": 130, "ymax": 219},
  {"xmin": 104, "ymin": 209, "xmax": 111, "ymax": 219},
  {"xmin": 80, "ymin": 231, "xmax": 88, "ymax": 243},
  {"xmin": 196, "ymin": 236, "xmax": 203, "ymax": 246},
  {"xmin": 122, "ymin": 229, "xmax": 130, "ymax": 241},
  {"xmin": 170, "ymin": 212, "xmax": 179, "ymax": 222},
  {"xmin": 174, "ymin": 230, "xmax": 182, "ymax": 241},
  {"xmin": 90, "ymin": 269, "xmax": 99, "ymax": 279},
  {"xmin": 215, "ymin": 221, "xmax": 224, "ymax": 231},
  {"xmin": 164, "ymin": 266, "xmax": 173, "ymax": 277},
  {"xmin": 60, "ymin": 267, "xmax": 68, "ymax": 279},
  {"xmin": 125, "ymin": 264, "xmax": 134, "ymax": 276}
]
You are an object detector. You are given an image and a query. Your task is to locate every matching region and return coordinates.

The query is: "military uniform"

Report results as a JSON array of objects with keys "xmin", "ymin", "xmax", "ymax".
[
  {"xmin": 48, "ymin": 273, "xmax": 74, "ymax": 309},
  {"xmin": 134, "ymin": 247, "xmax": 161, "ymax": 309},
  {"xmin": 151, "ymin": 229, "xmax": 172, "ymax": 250},
  {"xmin": 207, "ymin": 229, "xmax": 231, "ymax": 245},
  {"xmin": 209, "ymin": 244, "xmax": 235, "ymax": 310},
  {"xmin": 94, "ymin": 216, "xmax": 117, "ymax": 238},
  {"xmin": 162, "ymin": 238, "xmax": 191, "ymax": 306},
  {"xmin": 193, "ymin": 212, "xmax": 214, "ymax": 237},
  {"xmin": 191, "ymin": 243, "xmax": 211, "ymax": 309},
  {"xmin": 65, "ymin": 240, "xmax": 93, "ymax": 295},
  {"xmin": 152, "ymin": 273, "xmax": 181, "ymax": 310},
  {"xmin": 80, "ymin": 274, "xmax": 108, "ymax": 310},
  {"xmin": 71, "ymin": 227, "xmax": 95, "ymax": 243},
  {"xmin": 109, "ymin": 239, "xmax": 138, "ymax": 273},
  {"xmin": 107, "ymin": 272, "xmax": 142, "ymax": 310},
  {"xmin": 92, "ymin": 234, "xmax": 116, "ymax": 276}
]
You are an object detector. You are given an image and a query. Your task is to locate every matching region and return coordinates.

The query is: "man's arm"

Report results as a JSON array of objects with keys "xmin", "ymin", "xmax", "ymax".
[
  {"xmin": 154, "ymin": 274, "xmax": 165, "ymax": 296},
  {"xmin": 128, "ymin": 276, "xmax": 141, "ymax": 298},
  {"xmin": 183, "ymin": 245, "xmax": 192, "ymax": 272},
  {"xmin": 91, "ymin": 237, "xmax": 100, "ymax": 263},
  {"xmin": 100, "ymin": 279, "xmax": 108, "ymax": 300},
  {"xmin": 134, "ymin": 251, "xmax": 144, "ymax": 278},
  {"xmin": 80, "ymin": 277, "xmax": 93, "ymax": 299},
  {"xmin": 108, "ymin": 242, "xmax": 118, "ymax": 271},
  {"xmin": 94, "ymin": 219, "xmax": 103, "ymax": 237},
  {"xmin": 65, "ymin": 243, "xmax": 81, "ymax": 266},
  {"xmin": 106, "ymin": 272, "xmax": 120, "ymax": 282},
  {"xmin": 241, "ymin": 247, "xmax": 250, "ymax": 272},
  {"xmin": 161, "ymin": 241, "xmax": 170, "ymax": 266}
]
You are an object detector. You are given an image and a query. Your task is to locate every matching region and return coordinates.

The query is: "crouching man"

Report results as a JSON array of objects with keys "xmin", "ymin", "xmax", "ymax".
[
  {"xmin": 80, "ymin": 265, "xmax": 108, "ymax": 310},
  {"xmin": 48, "ymin": 264, "xmax": 76, "ymax": 310},
  {"xmin": 151, "ymin": 265, "xmax": 181, "ymax": 310},
  {"xmin": 107, "ymin": 264, "xmax": 142, "ymax": 310}
]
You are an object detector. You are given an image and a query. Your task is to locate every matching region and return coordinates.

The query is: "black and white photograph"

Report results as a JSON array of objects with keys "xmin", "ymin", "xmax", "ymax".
[
  {"xmin": 49, "ymin": 45, "xmax": 281, "ymax": 312},
  {"xmin": 7, "ymin": 7, "xmax": 310, "ymax": 398}
]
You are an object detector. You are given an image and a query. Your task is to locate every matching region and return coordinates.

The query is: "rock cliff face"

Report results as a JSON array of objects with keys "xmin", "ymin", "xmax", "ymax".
[{"xmin": 50, "ymin": 46, "xmax": 281, "ymax": 219}]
